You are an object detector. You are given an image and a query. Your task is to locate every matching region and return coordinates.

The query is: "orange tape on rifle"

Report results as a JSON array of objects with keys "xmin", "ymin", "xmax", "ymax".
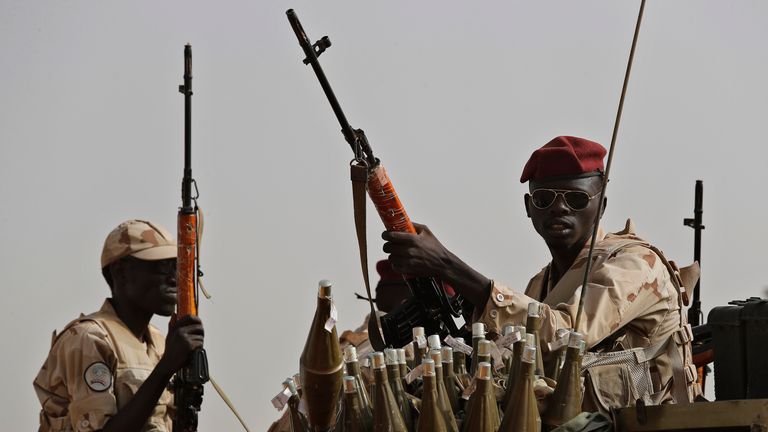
[
  {"xmin": 177, "ymin": 213, "xmax": 198, "ymax": 317},
  {"xmin": 366, "ymin": 164, "xmax": 416, "ymax": 234}
]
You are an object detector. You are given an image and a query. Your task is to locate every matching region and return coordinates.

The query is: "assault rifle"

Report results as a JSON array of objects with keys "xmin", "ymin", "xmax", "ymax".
[
  {"xmin": 286, "ymin": 9, "xmax": 467, "ymax": 350},
  {"xmin": 172, "ymin": 44, "xmax": 210, "ymax": 432}
]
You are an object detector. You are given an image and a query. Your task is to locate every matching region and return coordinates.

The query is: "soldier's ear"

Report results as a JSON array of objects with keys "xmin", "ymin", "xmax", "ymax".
[
  {"xmin": 524, "ymin": 193, "xmax": 532, "ymax": 218},
  {"xmin": 600, "ymin": 197, "xmax": 608, "ymax": 218}
]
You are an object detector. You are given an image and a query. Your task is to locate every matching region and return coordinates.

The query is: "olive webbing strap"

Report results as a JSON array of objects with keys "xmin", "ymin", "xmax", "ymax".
[{"xmin": 351, "ymin": 164, "xmax": 387, "ymax": 351}]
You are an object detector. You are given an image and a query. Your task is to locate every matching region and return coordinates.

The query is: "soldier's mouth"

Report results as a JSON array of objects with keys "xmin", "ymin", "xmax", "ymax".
[{"xmin": 545, "ymin": 218, "xmax": 573, "ymax": 230}]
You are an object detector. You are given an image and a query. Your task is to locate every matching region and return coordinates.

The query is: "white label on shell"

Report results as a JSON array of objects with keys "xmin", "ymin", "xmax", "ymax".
[
  {"xmin": 270, "ymin": 388, "xmax": 291, "ymax": 411},
  {"xmin": 415, "ymin": 335, "xmax": 427, "ymax": 349},
  {"xmin": 324, "ymin": 301, "xmax": 338, "ymax": 332},
  {"xmin": 405, "ymin": 364, "xmax": 424, "ymax": 384},
  {"xmin": 497, "ymin": 331, "xmax": 522, "ymax": 349},
  {"xmin": 445, "ymin": 335, "xmax": 473, "ymax": 355}
]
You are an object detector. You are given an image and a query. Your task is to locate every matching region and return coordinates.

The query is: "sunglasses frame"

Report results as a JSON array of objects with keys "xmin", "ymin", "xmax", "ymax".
[{"xmin": 529, "ymin": 188, "xmax": 600, "ymax": 211}]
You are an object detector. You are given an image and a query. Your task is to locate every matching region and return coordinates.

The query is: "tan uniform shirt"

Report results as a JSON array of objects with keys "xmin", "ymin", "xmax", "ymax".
[
  {"xmin": 34, "ymin": 300, "xmax": 173, "ymax": 432},
  {"xmin": 475, "ymin": 219, "xmax": 698, "ymax": 403}
]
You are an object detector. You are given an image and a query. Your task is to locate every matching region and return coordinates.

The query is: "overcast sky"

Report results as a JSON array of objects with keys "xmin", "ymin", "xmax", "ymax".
[{"xmin": 2, "ymin": 1, "xmax": 767, "ymax": 430}]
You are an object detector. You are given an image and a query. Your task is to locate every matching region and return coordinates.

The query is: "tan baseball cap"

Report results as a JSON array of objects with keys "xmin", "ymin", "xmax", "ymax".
[{"xmin": 101, "ymin": 219, "xmax": 177, "ymax": 268}]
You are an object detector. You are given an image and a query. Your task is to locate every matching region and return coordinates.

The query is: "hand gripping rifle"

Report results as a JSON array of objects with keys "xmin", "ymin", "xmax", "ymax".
[
  {"xmin": 173, "ymin": 44, "xmax": 210, "ymax": 432},
  {"xmin": 286, "ymin": 9, "xmax": 467, "ymax": 351}
]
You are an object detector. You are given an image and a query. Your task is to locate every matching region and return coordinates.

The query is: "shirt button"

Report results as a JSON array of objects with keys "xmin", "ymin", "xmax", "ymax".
[
  {"xmin": 495, "ymin": 293, "xmax": 505, "ymax": 302},
  {"xmin": 80, "ymin": 419, "xmax": 90, "ymax": 428},
  {"xmin": 489, "ymin": 309, "xmax": 498, "ymax": 319}
]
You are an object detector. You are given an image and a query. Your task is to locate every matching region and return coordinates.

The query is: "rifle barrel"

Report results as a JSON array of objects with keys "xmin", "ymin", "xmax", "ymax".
[
  {"xmin": 286, "ymin": 10, "xmax": 355, "ymax": 144},
  {"xmin": 180, "ymin": 44, "xmax": 194, "ymax": 212}
]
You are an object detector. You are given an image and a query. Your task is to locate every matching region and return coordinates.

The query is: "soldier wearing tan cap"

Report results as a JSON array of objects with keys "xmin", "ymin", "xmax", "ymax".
[
  {"xmin": 382, "ymin": 136, "xmax": 700, "ymax": 414},
  {"xmin": 34, "ymin": 220, "xmax": 204, "ymax": 432}
]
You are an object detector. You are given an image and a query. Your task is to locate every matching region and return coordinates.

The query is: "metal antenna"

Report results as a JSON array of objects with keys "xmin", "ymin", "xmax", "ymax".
[{"xmin": 574, "ymin": 0, "xmax": 647, "ymax": 330}]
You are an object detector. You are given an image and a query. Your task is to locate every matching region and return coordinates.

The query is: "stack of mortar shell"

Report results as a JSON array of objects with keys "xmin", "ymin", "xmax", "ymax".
[
  {"xmin": 464, "ymin": 340, "xmax": 492, "ymax": 416},
  {"xmin": 370, "ymin": 351, "xmax": 407, "ymax": 431},
  {"xmin": 501, "ymin": 325, "xmax": 527, "ymax": 412},
  {"xmin": 344, "ymin": 345, "xmax": 373, "ymax": 428},
  {"xmin": 300, "ymin": 280, "xmax": 344, "ymax": 432},
  {"xmin": 441, "ymin": 346, "xmax": 460, "ymax": 414},
  {"xmin": 499, "ymin": 340, "xmax": 541, "ymax": 432},
  {"xmin": 541, "ymin": 331, "xmax": 585, "ymax": 431},
  {"xmin": 396, "ymin": 349, "xmax": 409, "ymax": 391},
  {"xmin": 412, "ymin": 327, "xmax": 428, "ymax": 368},
  {"xmin": 545, "ymin": 328, "xmax": 571, "ymax": 380},
  {"xmin": 417, "ymin": 359, "xmax": 448, "ymax": 432},
  {"xmin": 470, "ymin": 323, "xmax": 486, "ymax": 376},
  {"xmin": 430, "ymin": 349, "xmax": 460, "ymax": 432},
  {"xmin": 499, "ymin": 324, "xmax": 517, "ymax": 376},
  {"xmin": 385, "ymin": 348, "xmax": 414, "ymax": 430},
  {"xmin": 342, "ymin": 376, "xmax": 373, "ymax": 432},
  {"xmin": 461, "ymin": 362, "xmax": 500, "ymax": 432},
  {"xmin": 525, "ymin": 302, "xmax": 546, "ymax": 377},
  {"xmin": 285, "ymin": 377, "xmax": 310, "ymax": 432},
  {"xmin": 452, "ymin": 338, "xmax": 472, "ymax": 391}
]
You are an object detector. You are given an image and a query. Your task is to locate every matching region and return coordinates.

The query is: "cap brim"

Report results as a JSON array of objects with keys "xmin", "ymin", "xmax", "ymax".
[{"xmin": 131, "ymin": 245, "xmax": 177, "ymax": 261}]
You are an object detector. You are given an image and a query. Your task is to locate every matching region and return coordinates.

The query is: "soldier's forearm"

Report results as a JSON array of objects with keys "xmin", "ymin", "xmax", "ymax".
[
  {"xmin": 101, "ymin": 362, "xmax": 174, "ymax": 432},
  {"xmin": 439, "ymin": 251, "xmax": 492, "ymax": 309}
]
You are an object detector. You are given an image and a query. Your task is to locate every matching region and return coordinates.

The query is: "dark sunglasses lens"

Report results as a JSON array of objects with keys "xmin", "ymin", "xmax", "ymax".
[
  {"xmin": 565, "ymin": 192, "xmax": 590, "ymax": 210},
  {"xmin": 531, "ymin": 190, "xmax": 556, "ymax": 208}
]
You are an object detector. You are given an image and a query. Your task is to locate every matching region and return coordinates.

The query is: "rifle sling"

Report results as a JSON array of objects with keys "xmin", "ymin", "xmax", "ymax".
[{"xmin": 351, "ymin": 163, "xmax": 386, "ymax": 351}]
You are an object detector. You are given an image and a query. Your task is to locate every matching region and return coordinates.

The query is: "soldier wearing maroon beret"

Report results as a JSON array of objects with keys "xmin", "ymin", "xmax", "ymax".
[{"xmin": 382, "ymin": 136, "xmax": 700, "ymax": 413}]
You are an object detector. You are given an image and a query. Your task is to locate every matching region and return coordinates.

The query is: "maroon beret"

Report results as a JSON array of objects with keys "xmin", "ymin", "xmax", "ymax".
[{"xmin": 520, "ymin": 136, "xmax": 606, "ymax": 183}]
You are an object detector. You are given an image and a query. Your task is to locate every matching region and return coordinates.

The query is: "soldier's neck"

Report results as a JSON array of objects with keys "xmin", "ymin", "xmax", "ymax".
[
  {"xmin": 109, "ymin": 298, "xmax": 152, "ymax": 340},
  {"xmin": 549, "ymin": 242, "xmax": 585, "ymax": 286}
]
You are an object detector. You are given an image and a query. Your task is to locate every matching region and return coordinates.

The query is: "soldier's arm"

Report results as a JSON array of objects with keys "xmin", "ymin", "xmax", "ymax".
[
  {"xmin": 101, "ymin": 315, "xmax": 203, "ymax": 432},
  {"xmin": 34, "ymin": 322, "xmax": 119, "ymax": 432},
  {"xmin": 383, "ymin": 223, "xmax": 492, "ymax": 307},
  {"xmin": 475, "ymin": 245, "xmax": 671, "ymax": 349}
]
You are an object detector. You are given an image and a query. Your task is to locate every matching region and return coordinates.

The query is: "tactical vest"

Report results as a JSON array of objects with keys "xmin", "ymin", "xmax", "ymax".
[{"xmin": 578, "ymin": 238, "xmax": 699, "ymax": 417}]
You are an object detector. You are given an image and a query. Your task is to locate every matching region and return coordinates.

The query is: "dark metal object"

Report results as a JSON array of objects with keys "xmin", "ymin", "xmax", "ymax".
[
  {"xmin": 684, "ymin": 180, "xmax": 705, "ymax": 326},
  {"xmin": 709, "ymin": 298, "xmax": 768, "ymax": 400},
  {"xmin": 286, "ymin": 9, "xmax": 467, "ymax": 349},
  {"xmin": 172, "ymin": 44, "xmax": 209, "ymax": 432}
]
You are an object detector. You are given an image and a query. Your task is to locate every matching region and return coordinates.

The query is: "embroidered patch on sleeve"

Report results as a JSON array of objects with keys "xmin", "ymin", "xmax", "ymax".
[{"xmin": 83, "ymin": 362, "xmax": 112, "ymax": 392}]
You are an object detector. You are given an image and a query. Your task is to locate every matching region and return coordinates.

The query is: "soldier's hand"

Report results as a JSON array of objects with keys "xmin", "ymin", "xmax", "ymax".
[
  {"xmin": 161, "ymin": 315, "xmax": 204, "ymax": 374},
  {"xmin": 382, "ymin": 223, "xmax": 451, "ymax": 278}
]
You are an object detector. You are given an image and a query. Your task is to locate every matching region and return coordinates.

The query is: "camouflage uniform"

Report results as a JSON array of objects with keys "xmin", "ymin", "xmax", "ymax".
[
  {"xmin": 34, "ymin": 220, "xmax": 177, "ymax": 432},
  {"xmin": 34, "ymin": 300, "xmax": 173, "ymax": 432},
  {"xmin": 475, "ymin": 219, "xmax": 700, "ymax": 409}
]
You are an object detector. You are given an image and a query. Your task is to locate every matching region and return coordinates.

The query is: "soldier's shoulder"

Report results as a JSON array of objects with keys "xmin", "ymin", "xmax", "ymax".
[{"xmin": 52, "ymin": 315, "xmax": 110, "ymax": 349}]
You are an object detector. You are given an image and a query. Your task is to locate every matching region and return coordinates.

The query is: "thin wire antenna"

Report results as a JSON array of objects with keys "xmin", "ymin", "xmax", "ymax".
[{"xmin": 574, "ymin": 0, "xmax": 646, "ymax": 330}]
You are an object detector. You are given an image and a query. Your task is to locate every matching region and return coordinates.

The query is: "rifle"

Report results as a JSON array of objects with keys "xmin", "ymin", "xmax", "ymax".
[
  {"xmin": 173, "ymin": 43, "xmax": 210, "ymax": 432},
  {"xmin": 684, "ymin": 179, "xmax": 704, "ymax": 326},
  {"xmin": 286, "ymin": 9, "xmax": 467, "ymax": 350},
  {"xmin": 684, "ymin": 179, "xmax": 710, "ymax": 389}
]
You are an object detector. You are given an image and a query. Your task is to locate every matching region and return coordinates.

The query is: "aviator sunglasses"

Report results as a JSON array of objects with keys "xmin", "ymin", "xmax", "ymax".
[{"xmin": 529, "ymin": 188, "xmax": 600, "ymax": 211}]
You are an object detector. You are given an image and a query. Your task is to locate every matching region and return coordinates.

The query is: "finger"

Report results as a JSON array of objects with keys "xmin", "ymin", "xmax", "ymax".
[
  {"xmin": 382, "ymin": 242, "xmax": 413, "ymax": 255},
  {"xmin": 382, "ymin": 230, "xmax": 418, "ymax": 243},
  {"xmin": 177, "ymin": 324, "xmax": 205, "ymax": 336}
]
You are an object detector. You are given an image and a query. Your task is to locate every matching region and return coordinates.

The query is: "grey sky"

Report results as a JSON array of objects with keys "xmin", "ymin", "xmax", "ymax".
[{"xmin": 2, "ymin": 1, "xmax": 766, "ymax": 430}]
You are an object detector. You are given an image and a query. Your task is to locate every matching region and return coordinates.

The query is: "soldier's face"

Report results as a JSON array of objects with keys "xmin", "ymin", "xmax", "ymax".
[
  {"xmin": 113, "ymin": 256, "xmax": 178, "ymax": 316},
  {"xmin": 524, "ymin": 176, "xmax": 605, "ymax": 252}
]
